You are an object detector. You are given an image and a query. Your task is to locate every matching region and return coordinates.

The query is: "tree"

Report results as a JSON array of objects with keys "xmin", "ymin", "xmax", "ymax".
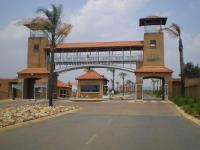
[
  {"xmin": 116, "ymin": 81, "xmax": 119, "ymax": 93},
  {"xmin": 184, "ymin": 62, "xmax": 200, "ymax": 78},
  {"xmin": 126, "ymin": 80, "xmax": 133, "ymax": 93},
  {"xmin": 161, "ymin": 23, "xmax": 185, "ymax": 96},
  {"xmin": 23, "ymin": 4, "xmax": 72, "ymax": 106},
  {"xmin": 84, "ymin": 67, "xmax": 93, "ymax": 72},
  {"xmin": 107, "ymin": 68, "xmax": 115, "ymax": 92},
  {"xmin": 156, "ymin": 79, "xmax": 159, "ymax": 91},
  {"xmin": 119, "ymin": 72, "xmax": 127, "ymax": 96}
]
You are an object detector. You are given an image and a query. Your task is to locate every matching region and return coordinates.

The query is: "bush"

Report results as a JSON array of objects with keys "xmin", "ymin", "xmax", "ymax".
[
  {"xmin": 171, "ymin": 96, "xmax": 200, "ymax": 116},
  {"xmin": 153, "ymin": 90, "xmax": 162, "ymax": 97}
]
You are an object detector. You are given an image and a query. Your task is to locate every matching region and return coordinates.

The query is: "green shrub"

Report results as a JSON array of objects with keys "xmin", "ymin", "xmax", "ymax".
[
  {"xmin": 153, "ymin": 90, "xmax": 162, "ymax": 97},
  {"xmin": 171, "ymin": 96, "xmax": 200, "ymax": 116}
]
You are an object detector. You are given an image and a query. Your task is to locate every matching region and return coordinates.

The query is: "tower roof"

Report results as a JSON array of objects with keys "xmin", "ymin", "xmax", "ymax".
[
  {"xmin": 139, "ymin": 16, "xmax": 167, "ymax": 26},
  {"xmin": 18, "ymin": 68, "xmax": 49, "ymax": 75},
  {"xmin": 135, "ymin": 66, "xmax": 173, "ymax": 73}
]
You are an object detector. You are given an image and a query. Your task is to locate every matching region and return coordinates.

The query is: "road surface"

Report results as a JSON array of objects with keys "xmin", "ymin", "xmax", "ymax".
[{"xmin": 0, "ymin": 100, "xmax": 200, "ymax": 150}]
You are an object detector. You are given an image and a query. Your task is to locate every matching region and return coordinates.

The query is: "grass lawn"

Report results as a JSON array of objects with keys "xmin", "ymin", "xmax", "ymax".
[{"xmin": 171, "ymin": 96, "xmax": 200, "ymax": 118}]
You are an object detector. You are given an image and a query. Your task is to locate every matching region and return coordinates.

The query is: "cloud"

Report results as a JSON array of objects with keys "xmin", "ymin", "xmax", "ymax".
[
  {"xmin": 164, "ymin": 31, "xmax": 200, "ymax": 78},
  {"xmin": 0, "ymin": 0, "xmax": 199, "ymax": 86},
  {"xmin": 0, "ymin": 20, "xmax": 28, "ymax": 78},
  {"xmin": 67, "ymin": 0, "xmax": 149, "ymax": 42}
]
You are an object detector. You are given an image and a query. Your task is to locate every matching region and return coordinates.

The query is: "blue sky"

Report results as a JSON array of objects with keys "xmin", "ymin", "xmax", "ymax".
[{"xmin": 0, "ymin": 0, "xmax": 199, "ymax": 88}]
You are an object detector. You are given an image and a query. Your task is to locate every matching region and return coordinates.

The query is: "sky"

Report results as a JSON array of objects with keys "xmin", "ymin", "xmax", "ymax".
[{"xmin": 0, "ymin": 0, "xmax": 200, "ymax": 89}]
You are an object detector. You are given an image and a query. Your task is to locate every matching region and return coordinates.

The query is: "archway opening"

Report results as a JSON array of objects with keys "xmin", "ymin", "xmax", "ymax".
[
  {"xmin": 57, "ymin": 66, "xmax": 136, "ymax": 100},
  {"xmin": 143, "ymin": 76, "xmax": 165, "ymax": 100}
]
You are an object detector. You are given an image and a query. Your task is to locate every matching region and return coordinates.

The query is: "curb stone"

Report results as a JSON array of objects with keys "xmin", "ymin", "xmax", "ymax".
[{"xmin": 170, "ymin": 101, "xmax": 200, "ymax": 127}]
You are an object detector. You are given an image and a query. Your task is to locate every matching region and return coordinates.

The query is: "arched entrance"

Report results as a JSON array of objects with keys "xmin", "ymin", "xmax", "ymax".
[
  {"xmin": 143, "ymin": 76, "xmax": 165, "ymax": 100},
  {"xmin": 135, "ymin": 68, "xmax": 172, "ymax": 100},
  {"xmin": 56, "ymin": 66, "xmax": 136, "ymax": 99}
]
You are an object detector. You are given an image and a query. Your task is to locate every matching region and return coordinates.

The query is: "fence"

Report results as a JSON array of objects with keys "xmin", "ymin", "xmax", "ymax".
[{"xmin": 172, "ymin": 78, "xmax": 200, "ymax": 100}]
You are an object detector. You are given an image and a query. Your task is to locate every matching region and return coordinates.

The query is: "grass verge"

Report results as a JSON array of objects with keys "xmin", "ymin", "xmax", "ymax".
[{"xmin": 171, "ymin": 96, "xmax": 200, "ymax": 118}]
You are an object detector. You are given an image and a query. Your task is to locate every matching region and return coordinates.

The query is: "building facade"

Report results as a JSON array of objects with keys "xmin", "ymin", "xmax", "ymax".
[
  {"xmin": 76, "ymin": 70, "xmax": 108, "ymax": 98},
  {"xmin": 0, "ymin": 16, "xmax": 175, "ymax": 100}
]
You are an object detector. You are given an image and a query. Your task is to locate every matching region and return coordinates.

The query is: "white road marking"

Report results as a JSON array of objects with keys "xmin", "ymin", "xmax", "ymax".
[{"xmin": 86, "ymin": 134, "xmax": 97, "ymax": 145}]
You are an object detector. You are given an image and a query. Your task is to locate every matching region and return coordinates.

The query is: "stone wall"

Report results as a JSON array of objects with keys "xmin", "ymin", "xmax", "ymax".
[{"xmin": 0, "ymin": 79, "xmax": 13, "ymax": 99}]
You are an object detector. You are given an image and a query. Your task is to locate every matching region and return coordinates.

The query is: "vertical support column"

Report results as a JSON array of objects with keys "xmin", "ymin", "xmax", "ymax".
[
  {"xmin": 34, "ymin": 84, "xmax": 36, "ymax": 100},
  {"xmin": 46, "ymin": 84, "xmax": 48, "ymax": 100},
  {"xmin": 165, "ymin": 84, "xmax": 168, "ymax": 100},
  {"xmin": 76, "ymin": 49, "xmax": 78, "ymax": 65},
  {"xmin": 21, "ymin": 82, "xmax": 24, "ymax": 99},
  {"xmin": 122, "ymin": 48, "xmax": 124, "ymax": 68},
  {"xmin": 135, "ymin": 84, "xmax": 143, "ymax": 100},
  {"xmin": 11, "ymin": 84, "xmax": 13, "ymax": 100},
  {"xmin": 135, "ymin": 75, "xmax": 143, "ymax": 100},
  {"xmin": 109, "ymin": 50, "xmax": 111, "ymax": 65},
  {"xmin": 98, "ymin": 51, "xmax": 99, "ymax": 63},
  {"xmin": 162, "ymin": 78, "xmax": 165, "ymax": 100}
]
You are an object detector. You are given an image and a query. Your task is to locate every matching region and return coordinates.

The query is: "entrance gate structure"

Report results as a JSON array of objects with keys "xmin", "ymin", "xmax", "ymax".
[{"xmin": 17, "ymin": 16, "xmax": 173, "ymax": 100}]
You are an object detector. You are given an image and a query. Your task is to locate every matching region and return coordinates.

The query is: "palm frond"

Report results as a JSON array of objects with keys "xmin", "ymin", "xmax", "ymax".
[
  {"xmin": 51, "ymin": 4, "xmax": 62, "ymax": 26},
  {"xmin": 126, "ymin": 80, "xmax": 132, "ymax": 84},
  {"xmin": 119, "ymin": 72, "xmax": 127, "ymax": 78},
  {"xmin": 55, "ymin": 23, "xmax": 72, "ymax": 43},
  {"xmin": 171, "ymin": 23, "xmax": 181, "ymax": 36},
  {"xmin": 37, "ymin": 8, "xmax": 53, "ymax": 22},
  {"xmin": 37, "ymin": 4, "xmax": 62, "ymax": 30},
  {"xmin": 22, "ymin": 4, "xmax": 72, "ymax": 46},
  {"xmin": 162, "ymin": 27, "xmax": 179, "ymax": 38},
  {"xmin": 107, "ymin": 68, "xmax": 115, "ymax": 73}
]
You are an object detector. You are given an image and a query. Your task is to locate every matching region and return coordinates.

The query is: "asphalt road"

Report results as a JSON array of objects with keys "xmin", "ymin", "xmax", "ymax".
[{"xmin": 0, "ymin": 100, "xmax": 200, "ymax": 150}]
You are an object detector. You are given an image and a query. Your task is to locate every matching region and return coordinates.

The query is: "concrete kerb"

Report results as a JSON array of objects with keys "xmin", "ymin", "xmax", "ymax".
[
  {"xmin": 170, "ymin": 100, "xmax": 200, "ymax": 127},
  {"xmin": 0, "ymin": 108, "xmax": 80, "ymax": 133}
]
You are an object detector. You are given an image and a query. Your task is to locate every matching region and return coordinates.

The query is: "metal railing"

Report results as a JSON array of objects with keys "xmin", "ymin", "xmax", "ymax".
[{"xmin": 54, "ymin": 54, "xmax": 142, "ymax": 65}]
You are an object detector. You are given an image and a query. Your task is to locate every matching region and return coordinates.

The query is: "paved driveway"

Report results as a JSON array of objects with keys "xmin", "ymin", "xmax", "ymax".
[{"xmin": 0, "ymin": 100, "xmax": 200, "ymax": 150}]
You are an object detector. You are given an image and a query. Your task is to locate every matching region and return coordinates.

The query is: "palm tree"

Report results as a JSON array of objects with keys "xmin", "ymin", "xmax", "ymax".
[
  {"xmin": 23, "ymin": 4, "xmax": 72, "ymax": 106},
  {"xmin": 161, "ymin": 23, "xmax": 185, "ymax": 96},
  {"xmin": 151, "ymin": 79, "xmax": 156, "ymax": 92},
  {"xmin": 126, "ymin": 80, "xmax": 132, "ymax": 93},
  {"xmin": 84, "ymin": 67, "xmax": 93, "ymax": 72},
  {"xmin": 116, "ymin": 81, "xmax": 119, "ymax": 93},
  {"xmin": 119, "ymin": 72, "xmax": 127, "ymax": 96},
  {"xmin": 107, "ymin": 68, "xmax": 115, "ymax": 92},
  {"xmin": 156, "ymin": 79, "xmax": 159, "ymax": 91}
]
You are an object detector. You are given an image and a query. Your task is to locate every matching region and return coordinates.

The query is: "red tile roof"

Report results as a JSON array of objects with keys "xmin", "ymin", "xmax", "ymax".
[
  {"xmin": 55, "ymin": 41, "xmax": 144, "ymax": 49},
  {"xmin": 76, "ymin": 70, "xmax": 107, "ymax": 80},
  {"xmin": 18, "ymin": 68, "xmax": 49, "ymax": 75},
  {"xmin": 135, "ymin": 66, "xmax": 173, "ymax": 73},
  {"xmin": 35, "ymin": 79, "xmax": 72, "ymax": 88},
  {"xmin": 57, "ymin": 80, "xmax": 71, "ymax": 88},
  {"xmin": 71, "ymin": 81, "xmax": 78, "ymax": 86}
]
